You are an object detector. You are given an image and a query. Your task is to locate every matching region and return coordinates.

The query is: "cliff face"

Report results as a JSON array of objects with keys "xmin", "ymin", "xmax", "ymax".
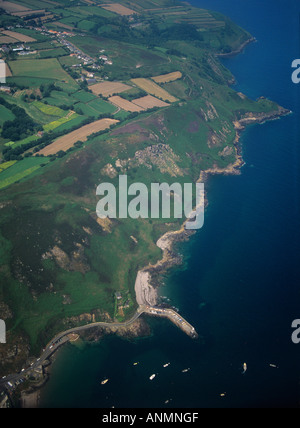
[{"xmin": 134, "ymin": 103, "xmax": 291, "ymax": 310}]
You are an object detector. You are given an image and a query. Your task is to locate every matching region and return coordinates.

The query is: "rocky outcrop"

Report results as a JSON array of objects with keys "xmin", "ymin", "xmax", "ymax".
[{"xmin": 78, "ymin": 317, "xmax": 151, "ymax": 342}]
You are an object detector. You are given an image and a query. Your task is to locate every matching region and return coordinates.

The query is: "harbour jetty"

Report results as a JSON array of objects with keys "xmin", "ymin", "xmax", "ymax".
[{"xmin": 142, "ymin": 305, "xmax": 198, "ymax": 339}]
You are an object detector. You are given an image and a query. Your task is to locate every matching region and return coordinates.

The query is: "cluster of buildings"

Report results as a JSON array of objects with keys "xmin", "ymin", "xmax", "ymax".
[
  {"xmin": 99, "ymin": 52, "xmax": 113, "ymax": 66},
  {"xmin": 0, "ymin": 22, "xmax": 115, "ymax": 90},
  {"xmin": 115, "ymin": 291, "xmax": 131, "ymax": 310}
]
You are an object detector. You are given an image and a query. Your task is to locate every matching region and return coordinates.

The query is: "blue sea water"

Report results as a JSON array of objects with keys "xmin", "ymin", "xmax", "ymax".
[{"xmin": 40, "ymin": 0, "xmax": 300, "ymax": 408}]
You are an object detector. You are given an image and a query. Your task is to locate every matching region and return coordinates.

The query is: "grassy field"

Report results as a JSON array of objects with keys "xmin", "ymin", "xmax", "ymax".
[
  {"xmin": 75, "ymin": 98, "xmax": 117, "ymax": 117},
  {"xmin": 32, "ymin": 101, "xmax": 67, "ymax": 118},
  {"xmin": 0, "ymin": 157, "xmax": 49, "ymax": 190},
  {"xmin": 43, "ymin": 112, "xmax": 79, "ymax": 132},
  {"xmin": 87, "ymin": 98, "xmax": 117, "ymax": 115},
  {"xmin": 74, "ymin": 102, "xmax": 99, "ymax": 118},
  {"xmin": 72, "ymin": 90, "xmax": 97, "ymax": 103},
  {"xmin": 7, "ymin": 134, "xmax": 40, "ymax": 149},
  {"xmin": 8, "ymin": 58, "xmax": 78, "ymax": 90},
  {"xmin": 0, "ymin": 160, "xmax": 17, "ymax": 173},
  {"xmin": 43, "ymin": 90, "xmax": 77, "ymax": 108},
  {"xmin": 37, "ymin": 48, "xmax": 68, "ymax": 59}
]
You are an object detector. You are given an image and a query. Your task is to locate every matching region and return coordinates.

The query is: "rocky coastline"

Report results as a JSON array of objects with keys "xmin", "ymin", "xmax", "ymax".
[{"xmin": 134, "ymin": 105, "xmax": 292, "ymax": 307}]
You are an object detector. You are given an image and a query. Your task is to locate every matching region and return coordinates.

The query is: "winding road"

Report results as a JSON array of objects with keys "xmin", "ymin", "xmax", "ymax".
[{"xmin": 0, "ymin": 307, "xmax": 145, "ymax": 391}]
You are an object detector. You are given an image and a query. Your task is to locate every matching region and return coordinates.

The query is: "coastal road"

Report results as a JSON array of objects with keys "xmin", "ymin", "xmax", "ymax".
[{"xmin": 0, "ymin": 308, "xmax": 145, "ymax": 392}]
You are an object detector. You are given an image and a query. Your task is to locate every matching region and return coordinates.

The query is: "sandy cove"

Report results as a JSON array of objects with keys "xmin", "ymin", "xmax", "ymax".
[{"xmin": 134, "ymin": 106, "xmax": 291, "ymax": 307}]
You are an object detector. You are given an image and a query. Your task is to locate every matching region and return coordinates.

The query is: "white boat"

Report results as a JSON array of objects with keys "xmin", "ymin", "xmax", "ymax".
[
  {"xmin": 182, "ymin": 368, "xmax": 190, "ymax": 373},
  {"xmin": 101, "ymin": 378, "xmax": 109, "ymax": 385},
  {"xmin": 163, "ymin": 363, "xmax": 170, "ymax": 368},
  {"xmin": 133, "ymin": 362, "xmax": 139, "ymax": 366},
  {"xmin": 242, "ymin": 363, "xmax": 247, "ymax": 374},
  {"xmin": 149, "ymin": 374, "xmax": 156, "ymax": 380}
]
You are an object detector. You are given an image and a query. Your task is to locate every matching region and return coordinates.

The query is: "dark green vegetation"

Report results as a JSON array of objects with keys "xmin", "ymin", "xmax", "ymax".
[
  {"xmin": 0, "ymin": 0, "xmax": 284, "ymax": 374},
  {"xmin": 0, "ymin": 97, "xmax": 39, "ymax": 142}
]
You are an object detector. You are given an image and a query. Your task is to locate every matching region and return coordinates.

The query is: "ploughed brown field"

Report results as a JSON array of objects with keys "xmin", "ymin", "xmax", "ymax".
[
  {"xmin": 132, "ymin": 95, "xmax": 169, "ymax": 109},
  {"xmin": 101, "ymin": 3, "xmax": 137, "ymax": 16},
  {"xmin": 108, "ymin": 96, "xmax": 144, "ymax": 112},
  {"xmin": 0, "ymin": 1, "xmax": 29, "ymax": 13},
  {"xmin": 1, "ymin": 30, "xmax": 36, "ymax": 43},
  {"xmin": 36, "ymin": 118, "xmax": 119, "ymax": 155},
  {"xmin": 0, "ymin": 36, "xmax": 17, "ymax": 44},
  {"xmin": 151, "ymin": 71, "xmax": 182, "ymax": 84},
  {"xmin": 90, "ymin": 81, "xmax": 132, "ymax": 97}
]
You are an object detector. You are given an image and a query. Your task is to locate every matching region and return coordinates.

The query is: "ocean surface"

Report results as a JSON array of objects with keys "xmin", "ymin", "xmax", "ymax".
[{"xmin": 40, "ymin": 0, "xmax": 300, "ymax": 408}]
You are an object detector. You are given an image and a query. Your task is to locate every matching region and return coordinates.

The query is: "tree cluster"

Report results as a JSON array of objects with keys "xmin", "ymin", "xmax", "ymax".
[{"xmin": 0, "ymin": 97, "xmax": 39, "ymax": 142}]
